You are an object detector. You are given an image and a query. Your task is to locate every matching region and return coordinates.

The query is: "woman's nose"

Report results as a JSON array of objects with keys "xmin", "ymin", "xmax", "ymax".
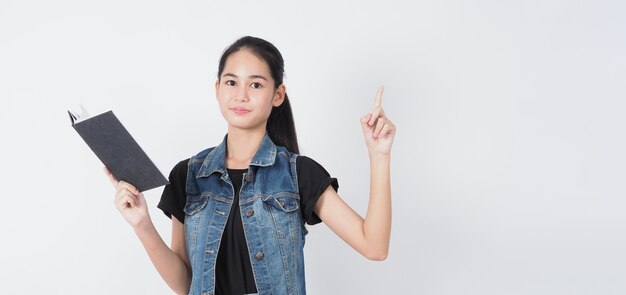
[{"xmin": 235, "ymin": 86, "xmax": 250, "ymax": 102}]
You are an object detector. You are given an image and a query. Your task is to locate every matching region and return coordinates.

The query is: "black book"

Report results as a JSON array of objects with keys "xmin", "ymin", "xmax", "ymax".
[{"xmin": 69, "ymin": 107, "xmax": 169, "ymax": 192}]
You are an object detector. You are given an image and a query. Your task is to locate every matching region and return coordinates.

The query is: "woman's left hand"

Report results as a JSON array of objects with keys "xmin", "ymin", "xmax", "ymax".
[{"xmin": 360, "ymin": 85, "xmax": 396, "ymax": 156}]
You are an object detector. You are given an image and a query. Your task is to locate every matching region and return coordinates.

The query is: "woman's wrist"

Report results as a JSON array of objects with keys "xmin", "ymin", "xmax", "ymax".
[
  {"xmin": 368, "ymin": 150, "xmax": 391, "ymax": 162},
  {"xmin": 132, "ymin": 215, "xmax": 155, "ymax": 234}
]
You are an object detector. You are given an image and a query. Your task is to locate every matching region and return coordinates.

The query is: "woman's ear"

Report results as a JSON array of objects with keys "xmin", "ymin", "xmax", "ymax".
[
  {"xmin": 273, "ymin": 84, "xmax": 286, "ymax": 107},
  {"xmin": 214, "ymin": 79, "xmax": 220, "ymax": 99}
]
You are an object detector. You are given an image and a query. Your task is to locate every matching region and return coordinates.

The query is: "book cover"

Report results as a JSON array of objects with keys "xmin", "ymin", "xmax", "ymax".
[{"xmin": 69, "ymin": 107, "xmax": 169, "ymax": 192}]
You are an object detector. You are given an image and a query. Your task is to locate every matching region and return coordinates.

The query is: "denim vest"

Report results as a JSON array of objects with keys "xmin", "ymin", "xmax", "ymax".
[{"xmin": 184, "ymin": 133, "xmax": 308, "ymax": 295}]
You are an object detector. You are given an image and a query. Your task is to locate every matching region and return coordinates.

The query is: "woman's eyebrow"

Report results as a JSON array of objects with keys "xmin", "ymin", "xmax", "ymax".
[{"xmin": 222, "ymin": 73, "xmax": 268, "ymax": 81}]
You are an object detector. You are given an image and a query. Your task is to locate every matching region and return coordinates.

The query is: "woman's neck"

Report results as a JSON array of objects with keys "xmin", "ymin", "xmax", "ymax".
[{"xmin": 225, "ymin": 126, "xmax": 266, "ymax": 169}]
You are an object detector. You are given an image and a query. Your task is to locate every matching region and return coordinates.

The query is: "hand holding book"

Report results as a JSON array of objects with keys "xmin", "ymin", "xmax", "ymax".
[{"xmin": 104, "ymin": 166, "xmax": 152, "ymax": 228}]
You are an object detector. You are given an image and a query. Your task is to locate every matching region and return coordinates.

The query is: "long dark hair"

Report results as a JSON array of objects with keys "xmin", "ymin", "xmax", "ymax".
[{"xmin": 217, "ymin": 36, "xmax": 299, "ymax": 154}]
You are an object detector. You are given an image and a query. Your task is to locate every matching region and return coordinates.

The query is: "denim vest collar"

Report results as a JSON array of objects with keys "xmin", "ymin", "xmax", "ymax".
[{"xmin": 196, "ymin": 132, "xmax": 278, "ymax": 179}]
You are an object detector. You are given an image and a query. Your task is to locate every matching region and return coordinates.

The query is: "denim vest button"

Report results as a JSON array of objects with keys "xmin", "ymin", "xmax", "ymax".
[
  {"xmin": 255, "ymin": 252, "xmax": 265, "ymax": 260},
  {"xmin": 246, "ymin": 209, "xmax": 255, "ymax": 217},
  {"xmin": 278, "ymin": 200, "xmax": 285, "ymax": 207},
  {"xmin": 245, "ymin": 173, "xmax": 253, "ymax": 182}
]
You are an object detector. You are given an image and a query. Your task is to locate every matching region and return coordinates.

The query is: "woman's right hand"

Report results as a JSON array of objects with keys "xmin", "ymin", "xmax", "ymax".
[{"xmin": 104, "ymin": 166, "xmax": 151, "ymax": 229}]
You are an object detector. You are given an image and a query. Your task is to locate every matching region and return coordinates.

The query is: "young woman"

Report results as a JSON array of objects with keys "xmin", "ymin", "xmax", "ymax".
[{"xmin": 105, "ymin": 36, "xmax": 396, "ymax": 295}]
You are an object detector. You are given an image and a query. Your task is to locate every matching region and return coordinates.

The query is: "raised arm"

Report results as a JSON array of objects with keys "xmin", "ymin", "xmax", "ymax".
[
  {"xmin": 104, "ymin": 167, "xmax": 191, "ymax": 294},
  {"xmin": 314, "ymin": 85, "xmax": 395, "ymax": 260}
]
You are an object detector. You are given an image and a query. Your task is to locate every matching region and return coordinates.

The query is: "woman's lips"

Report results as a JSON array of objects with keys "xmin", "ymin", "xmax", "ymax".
[{"xmin": 231, "ymin": 107, "xmax": 250, "ymax": 115}]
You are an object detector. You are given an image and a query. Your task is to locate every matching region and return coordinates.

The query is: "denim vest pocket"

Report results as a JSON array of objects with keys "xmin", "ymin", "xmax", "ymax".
[
  {"xmin": 262, "ymin": 191, "xmax": 303, "ymax": 248},
  {"xmin": 184, "ymin": 194, "xmax": 210, "ymax": 215},
  {"xmin": 264, "ymin": 192, "xmax": 300, "ymax": 213},
  {"xmin": 183, "ymin": 194, "xmax": 211, "ymax": 248}
]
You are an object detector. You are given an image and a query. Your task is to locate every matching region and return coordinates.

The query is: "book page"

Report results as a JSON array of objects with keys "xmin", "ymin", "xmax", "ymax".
[{"xmin": 68, "ymin": 105, "xmax": 91, "ymax": 124}]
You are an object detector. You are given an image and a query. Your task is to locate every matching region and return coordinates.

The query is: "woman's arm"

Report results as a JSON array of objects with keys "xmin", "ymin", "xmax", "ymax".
[
  {"xmin": 105, "ymin": 167, "xmax": 191, "ymax": 294},
  {"xmin": 133, "ymin": 216, "xmax": 191, "ymax": 294},
  {"xmin": 314, "ymin": 86, "xmax": 395, "ymax": 261}
]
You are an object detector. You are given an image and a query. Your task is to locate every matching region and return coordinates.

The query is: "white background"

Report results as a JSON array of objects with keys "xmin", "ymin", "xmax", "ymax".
[{"xmin": 1, "ymin": 0, "xmax": 625, "ymax": 294}]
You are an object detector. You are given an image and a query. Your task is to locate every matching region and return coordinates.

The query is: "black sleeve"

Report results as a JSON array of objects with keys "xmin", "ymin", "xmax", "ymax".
[
  {"xmin": 297, "ymin": 156, "xmax": 339, "ymax": 225},
  {"xmin": 157, "ymin": 158, "xmax": 190, "ymax": 224}
]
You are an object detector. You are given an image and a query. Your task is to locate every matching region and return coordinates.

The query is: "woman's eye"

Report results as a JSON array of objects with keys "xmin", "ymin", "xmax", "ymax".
[
  {"xmin": 225, "ymin": 80, "xmax": 236, "ymax": 86},
  {"xmin": 251, "ymin": 82, "xmax": 262, "ymax": 89}
]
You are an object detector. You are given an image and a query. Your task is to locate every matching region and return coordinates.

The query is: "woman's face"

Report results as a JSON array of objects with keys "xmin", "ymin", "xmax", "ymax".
[{"xmin": 215, "ymin": 49, "xmax": 285, "ymax": 131}]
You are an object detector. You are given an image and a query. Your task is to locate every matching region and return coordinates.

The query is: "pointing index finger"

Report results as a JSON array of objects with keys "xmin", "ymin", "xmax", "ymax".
[{"xmin": 374, "ymin": 85, "xmax": 384, "ymax": 107}]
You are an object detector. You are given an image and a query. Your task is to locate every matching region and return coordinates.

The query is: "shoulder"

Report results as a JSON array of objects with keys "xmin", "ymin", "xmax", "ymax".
[
  {"xmin": 296, "ymin": 155, "xmax": 330, "ymax": 175},
  {"xmin": 165, "ymin": 158, "xmax": 191, "ymax": 188},
  {"xmin": 295, "ymin": 156, "xmax": 337, "ymax": 192},
  {"xmin": 170, "ymin": 158, "xmax": 191, "ymax": 176},
  {"xmin": 175, "ymin": 158, "xmax": 190, "ymax": 170}
]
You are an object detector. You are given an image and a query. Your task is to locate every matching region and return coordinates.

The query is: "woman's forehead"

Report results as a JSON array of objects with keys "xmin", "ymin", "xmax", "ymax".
[{"xmin": 222, "ymin": 49, "xmax": 271, "ymax": 78}]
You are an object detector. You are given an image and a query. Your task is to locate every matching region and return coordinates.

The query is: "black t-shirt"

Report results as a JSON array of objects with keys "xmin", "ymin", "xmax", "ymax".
[{"xmin": 157, "ymin": 156, "xmax": 338, "ymax": 295}]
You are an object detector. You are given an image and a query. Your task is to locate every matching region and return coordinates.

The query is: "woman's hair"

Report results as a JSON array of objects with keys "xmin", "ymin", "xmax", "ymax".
[{"xmin": 217, "ymin": 36, "xmax": 299, "ymax": 154}]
